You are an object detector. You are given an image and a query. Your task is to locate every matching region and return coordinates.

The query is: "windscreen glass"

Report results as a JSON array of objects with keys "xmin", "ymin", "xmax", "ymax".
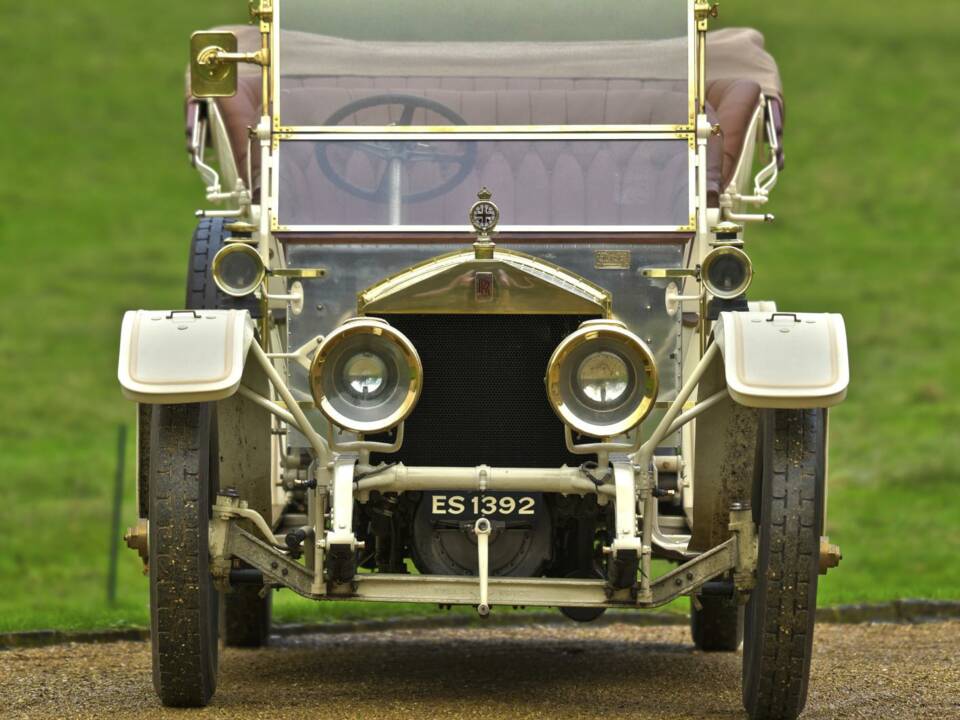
[
  {"xmin": 276, "ymin": 138, "xmax": 692, "ymax": 230},
  {"xmin": 276, "ymin": 0, "xmax": 692, "ymax": 128}
]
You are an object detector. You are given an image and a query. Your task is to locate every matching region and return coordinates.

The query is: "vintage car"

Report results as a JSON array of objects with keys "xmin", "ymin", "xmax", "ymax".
[{"xmin": 118, "ymin": 2, "xmax": 848, "ymax": 718}]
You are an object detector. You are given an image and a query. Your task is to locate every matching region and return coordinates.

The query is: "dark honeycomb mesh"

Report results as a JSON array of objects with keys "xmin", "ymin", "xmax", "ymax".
[{"xmin": 371, "ymin": 314, "xmax": 596, "ymax": 468}]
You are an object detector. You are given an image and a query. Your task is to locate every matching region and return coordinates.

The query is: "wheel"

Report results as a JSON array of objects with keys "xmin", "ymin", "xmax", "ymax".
[
  {"xmin": 690, "ymin": 586, "xmax": 743, "ymax": 651},
  {"xmin": 186, "ymin": 221, "xmax": 272, "ymax": 647},
  {"xmin": 742, "ymin": 409, "xmax": 826, "ymax": 720},
  {"xmin": 149, "ymin": 403, "xmax": 220, "ymax": 707}
]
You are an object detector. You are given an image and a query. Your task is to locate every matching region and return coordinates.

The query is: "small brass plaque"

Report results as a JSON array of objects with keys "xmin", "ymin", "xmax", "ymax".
[
  {"xmin": 190, "ymin": 31, "xmax": 239, "ymax": 98},
  {"xmin": 594, "ymin": 250, "xmax": 631, "ymax": 270}
]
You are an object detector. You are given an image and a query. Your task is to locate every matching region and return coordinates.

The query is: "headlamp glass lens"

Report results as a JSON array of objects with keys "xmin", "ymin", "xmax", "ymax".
[
  {"xmin": 219, "ymin": 249, "xmax": 262, "ymax": 295},
  {"xmin": 342, "ymin": 352, "xmax": 388, "ymax": 400},
  {"xmin": 706, "ymin": 253, "xmax": 748, "ymax": 295},
  {"xmin": 577, "ymin": 351, "xmax": 630, "ymax": 407}
]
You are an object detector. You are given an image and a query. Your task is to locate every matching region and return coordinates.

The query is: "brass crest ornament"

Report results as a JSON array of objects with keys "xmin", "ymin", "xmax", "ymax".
[
  {"xmin": 469, "ymin": 187, "xmax": 500, "ymax": 236},
  {"xmin": 470, "ymin": 188, "xmax": 499, "ymax": 259}
]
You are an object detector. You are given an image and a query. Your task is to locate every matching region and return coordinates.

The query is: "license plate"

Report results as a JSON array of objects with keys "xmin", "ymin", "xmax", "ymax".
[{"xmin": 428, "ymin": 492, "xmax": 541, "ymax": 521}]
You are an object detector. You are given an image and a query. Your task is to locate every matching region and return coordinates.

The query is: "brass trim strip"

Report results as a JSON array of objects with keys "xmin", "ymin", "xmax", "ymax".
[
  {"xmin": 276, "ymin": 131, "xmax": 694, "ymax": 141},
  {"xmin": 274, "ymin": 225, "xmax": 698, "ymax": 234},
  {"xmin": 276, "ymin": 124, "xmax": 695, "ymax": 135}
]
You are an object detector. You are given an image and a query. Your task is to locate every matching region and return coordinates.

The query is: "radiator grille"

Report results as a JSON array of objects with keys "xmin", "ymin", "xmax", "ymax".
[{"xmin": 371, "ymin": 314, "xmax": 596, "ymax": 468}]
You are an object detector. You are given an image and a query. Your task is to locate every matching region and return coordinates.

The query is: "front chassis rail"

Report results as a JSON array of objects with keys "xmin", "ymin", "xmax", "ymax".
[
  {"xmin": 211, "ymin": 508, "xmax": 752, "ymax": 610},
  {"xmin": 205, "ymin": 335, "xmax": 758, "ymax": 612}
]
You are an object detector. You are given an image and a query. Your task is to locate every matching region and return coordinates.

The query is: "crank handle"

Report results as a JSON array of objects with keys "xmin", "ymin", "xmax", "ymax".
[{"xmin": 474, "ymin": 517, "xmax": 492, "ymax": 616}]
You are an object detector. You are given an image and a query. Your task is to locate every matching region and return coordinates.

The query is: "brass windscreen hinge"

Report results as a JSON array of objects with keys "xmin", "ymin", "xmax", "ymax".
[
  {"xmin": 249, "ymin": 0, "xmax": 274, "ymax": 23},
  {"xmin": 695, "ymin": 2, "xmax": 719, "ymax": 30}
]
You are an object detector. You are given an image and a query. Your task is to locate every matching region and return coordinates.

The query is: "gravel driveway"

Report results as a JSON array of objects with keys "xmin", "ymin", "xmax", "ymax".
[{"xmin": 2, "ymin": 621, "xmax": 958, "ymax": 719}]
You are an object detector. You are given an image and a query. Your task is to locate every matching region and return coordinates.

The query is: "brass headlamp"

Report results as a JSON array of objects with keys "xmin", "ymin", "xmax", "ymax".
[
  {"xmin": 701, "ymin": 246, "xmax": 753, "ymax": 299},
  {"xmin": 211, "ymin": 243, "xmax": 266, "ymax": 297},
  {"xmin": 309, "ymin": 318, "xmax": 422, "ymax": 434},
  {"xmin": 546, "ymin": 320, "xmax": 659, "ymax": 438}
]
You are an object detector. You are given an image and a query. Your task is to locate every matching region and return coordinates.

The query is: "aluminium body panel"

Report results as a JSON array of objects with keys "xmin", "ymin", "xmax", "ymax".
[{"xmin": 283, "ymin": 241, "xmax": 687, "ymax": 453}]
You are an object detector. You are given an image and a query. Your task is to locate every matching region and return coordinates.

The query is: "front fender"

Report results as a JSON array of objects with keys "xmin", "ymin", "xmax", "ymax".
[
  {"xmin": 715, "ymin": 311, "xmax": 849, "ymax": 408},
  {"xmin": 118, "ymin": 309, "xmax": 255, "ymax": 404}
]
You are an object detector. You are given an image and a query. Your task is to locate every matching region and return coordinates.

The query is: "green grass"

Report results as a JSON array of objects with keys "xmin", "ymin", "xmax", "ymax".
[{"xmin": 0, "ymin": 1, "xmax": 957, "ymax": 633}]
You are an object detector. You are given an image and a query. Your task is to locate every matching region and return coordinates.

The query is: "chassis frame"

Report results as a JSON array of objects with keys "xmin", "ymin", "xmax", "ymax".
[{"xmin": 198, "ymin": 336, "xmax": 758, "ymax": 613}]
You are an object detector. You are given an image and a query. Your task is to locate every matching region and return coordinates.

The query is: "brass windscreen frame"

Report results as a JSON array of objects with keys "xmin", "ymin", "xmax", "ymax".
[
  {"xmin": 271, "ymin": 132, "xmax": 697, "ymax": 234},
  {"xmin": 264, "ymin": 0, "xmax": 704, "ymax": 235},
  {"xmin": 269, "ymin": 0, "xmax": 699, "ymax": 135}
]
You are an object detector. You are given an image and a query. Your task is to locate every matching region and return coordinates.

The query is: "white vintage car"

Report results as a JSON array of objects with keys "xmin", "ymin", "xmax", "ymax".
[{"xmin": 119, "ymin": 2, "xmax": 847, "ymax": 718}]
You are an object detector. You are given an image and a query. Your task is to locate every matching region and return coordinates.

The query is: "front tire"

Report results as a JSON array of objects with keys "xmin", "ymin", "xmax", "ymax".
[
  {"xmin": 187, "ymin": 217, "xmax": 272, "ymax": 647},
  {"xmin": 742, "ymin": 409, "xmax": 826, "ymax": 720},
  {"xmin": 690, "ymin": 588, "xmax": 743, "ymax": 652},
  {"xmin": 149, "ymin": 403, "xmax": 220, "ymax": 707}
]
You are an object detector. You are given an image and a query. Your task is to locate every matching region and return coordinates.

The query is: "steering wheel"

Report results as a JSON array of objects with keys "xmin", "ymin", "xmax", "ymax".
[{"xmin": 314, "ymin": 94, "xmax": 478, "ymax": 204}]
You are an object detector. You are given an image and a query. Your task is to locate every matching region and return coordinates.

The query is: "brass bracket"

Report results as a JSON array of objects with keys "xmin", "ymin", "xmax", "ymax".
[
  {"xmin": 224, "ymin": 221, "xmax": 258, "ymax": 234},
  {"xmin": 271, "ymin": 268, "xmax": 328, "ymax": 280},
  {"xmin": 695, "ymin": 2, "xmax": 719, "ymax": 30},
  {"xmin": 249, "ymin": 0, "xmax": 274, "ymax": 22},
  {"xmin": 641, "ymin": 268, "xmax": 700, "ymax": 280},
  {"xmin": 198, "ymin": 45, "xmax": 270, "ymax": 68}
]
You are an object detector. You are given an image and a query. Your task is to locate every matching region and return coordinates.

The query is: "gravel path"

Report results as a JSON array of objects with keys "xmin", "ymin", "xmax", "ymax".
[{"xmin": 2, "ymin": 621, "xmax": 958, "ymax": 719}]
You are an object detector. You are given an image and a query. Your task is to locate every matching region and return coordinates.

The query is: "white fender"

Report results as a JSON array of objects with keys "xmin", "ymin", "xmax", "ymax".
[
  {"xmin": 118, "ymin": 309, "xmax": 255, "ymax": 404},
  {"xmin": 715, "ymin": 311, "xmax": 849, "ymax": 408}
]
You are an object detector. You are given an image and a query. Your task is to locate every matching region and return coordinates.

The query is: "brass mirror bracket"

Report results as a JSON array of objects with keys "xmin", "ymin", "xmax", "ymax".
[{"xmin": 190, "ymin": 31, "xmax": 270, "ymax": 98}]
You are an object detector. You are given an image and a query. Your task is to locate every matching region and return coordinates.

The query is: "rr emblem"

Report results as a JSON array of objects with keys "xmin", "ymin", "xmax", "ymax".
[{"xmin": 475, "ymin": 272, "xmax": 495, "ymax": 302}]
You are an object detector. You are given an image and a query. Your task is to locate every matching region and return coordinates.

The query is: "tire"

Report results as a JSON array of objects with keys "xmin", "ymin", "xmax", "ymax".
[
  {"xmin": 742, "ymin": 409, "xmax": 826, "ymax": 720},
  {"xmin": 223, "ymin": 585, "xmax": 272, "ymax": 648},
  {"xmin": 149, "ymin": 403, "xmax": 220, "ymax": 707},
  {"xmin": 186, "ymin": 216, "xmax": 272, "ymax": 647},
  {"xmin": 691, "ymin": 589, "xmax": 744, "ymax": 652},
  {"xmin": 187, "ymin": 216, "xmax": 261, "ymax": 317}
]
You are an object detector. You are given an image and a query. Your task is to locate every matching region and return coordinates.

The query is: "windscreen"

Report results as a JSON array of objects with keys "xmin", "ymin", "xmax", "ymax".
[
  {"xmin": 275, "ymin": 0, "xmax": 693, "ymax": 128},
  {"xmin": 276, "ymin": 137, "xmax": 692, "ymax": 230}
]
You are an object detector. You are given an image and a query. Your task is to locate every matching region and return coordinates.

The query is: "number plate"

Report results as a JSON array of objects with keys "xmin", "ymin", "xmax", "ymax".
[{"xmin": 428, "ymin": 492, "xmax": 541, "ymax": 521}]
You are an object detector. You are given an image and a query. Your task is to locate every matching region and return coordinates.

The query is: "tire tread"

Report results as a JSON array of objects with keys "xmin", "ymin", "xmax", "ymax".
[
  {"xmin": 743, "ymin": 409, "xmax": 824, "ymax": 720},
  {"xmin": 149, "ymin": 404, "xmax": 218, "ymax": 707}
]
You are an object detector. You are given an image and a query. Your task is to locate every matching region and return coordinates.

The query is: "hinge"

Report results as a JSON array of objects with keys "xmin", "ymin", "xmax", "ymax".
[
  {"xmin": 250, "ymin": 0, "xmax": 274, "ymax": 22},
  {"xmin": 695, "ymin": 2, "xmax": 719, "ymax": 30}
]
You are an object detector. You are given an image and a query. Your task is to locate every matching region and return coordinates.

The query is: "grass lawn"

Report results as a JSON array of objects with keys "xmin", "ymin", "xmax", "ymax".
[{"xmin": 0, "ymin": 1, "xmax": 957, "ymax": 633}]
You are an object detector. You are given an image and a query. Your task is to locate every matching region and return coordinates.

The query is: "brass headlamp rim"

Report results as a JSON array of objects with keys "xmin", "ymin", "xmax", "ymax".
[
  {"xmin": 701, "ymin": 246, "xmax": 754, "ymax": 300},
  {"xmin": 308, "ymin": 318, "xmax": 423, "ymax": 435},
  {"xmin": 211, "ymin": 243, "xmax": 266, "ymax": 298},
  {"xmin": 545, "ymin": 320, "xmax": 659, "ymax": 438}
]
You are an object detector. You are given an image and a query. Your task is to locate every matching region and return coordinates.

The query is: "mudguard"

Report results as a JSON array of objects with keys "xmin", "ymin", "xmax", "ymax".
[
  {"xmin": 118, "ymin": 309, "xmax": 255, "ymax": 404},
  {"xmin": 715, "ymin": 311, "xmax": 849, "ymax": 408}
]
